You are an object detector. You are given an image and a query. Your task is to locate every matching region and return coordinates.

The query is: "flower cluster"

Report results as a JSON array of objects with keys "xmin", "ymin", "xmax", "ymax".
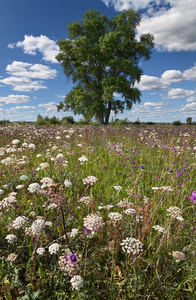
[
  {"xmin": 12, "ymin": 216, "xmax": 29, "ymax": 229},
  {"xmin": 59, "ymin": 251, "xmax": 81, "ymax": 276},
  {"xmin": 40, "ymin": 177, "xmax": 52, "ymax": 188},
  {"xmin": 5, "ymin": 234, "xmax": 17, "ymax": 244},
  {"xmin": 83, "ymin": 214, "xmax": 104, "ymax": 235},
  {"xmin": 114, "ymin": 186, "xmax": 122, "ymax": 192},
  {"xmin": 172, "ymin": 251, "xmax": 186, "ymax": 262},
  {"xmin": 19, "ymin": 175, "xmax": 28, "ymax": 181},
  {"xmin": 30, "ymin": 219, "xmax": 45, "ymax": 236},
  {"xmin": 108, "ymin": 212, "xmax": 123, "ymax": 221},
  {"xmin": 121, "ymin": 237, "xmax": 143, "ymax": 255},
  {"xmin": 70, "ymin": 275, "xmax": 84, "ymax": 290},
  {"xmin": 27, "ymin": 183, "xmax": 41, "ymax": 193},
  {"xmin": 152, "ymin": 225, "xmax": 166, "ymax": 234},
  {"xmin": 49, "ymin": 243, "xmax": 60, "ymax": 254},
  {"xmin": 123, "ymin": 208, "xmax": 136, "ymax": 215},
  {"xmin": 64, "ymin": 179, "xmax": 72, "ymax": 188},
  {"xmin": 82, "ymin": 176, "xmax": 98, "ymax": 185},
  {"xmin": 167, "ymin": 206, "xmax": 184, "ymax": 221},
  {"xmin": 117, "ymin": 199, "xmax": 133, "ymax": 209},
  {"xmin": 36, "ymin": 247, "xmax": 45, "ymax": 255},
  {"xmin": 190, "ymin": 191, "xmax": 196, "ymax": 203},
  {"xmin": 78, "ymin": 155, "xmax": 88, "ymax": 163},
  {"xmin": 78, "ymin": 196, "xmax": 93, "ymax": 205},
  {"xmin": 0, "ymin": 196, "xmax": 17, "ymax": 212}
]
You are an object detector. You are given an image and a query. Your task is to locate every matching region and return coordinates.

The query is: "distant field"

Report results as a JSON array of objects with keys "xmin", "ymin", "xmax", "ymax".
[{"xmin": 0, "ymin": 124, "xmax": 196, "ymax": 299}]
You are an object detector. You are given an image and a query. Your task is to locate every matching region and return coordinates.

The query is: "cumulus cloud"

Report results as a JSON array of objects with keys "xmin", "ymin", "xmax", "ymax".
[
  {"xmin": 0, "ymin": 95, "xmax": 30, "ymax": 104},
  {"xmin": 12, "ymin": 106, "xmax": 36, "ymax": 110},
  {"xmin": 135, "ymin": 75, "xmax": 170, "ymax": 90},
  {"xmin": 161, "ymin": 70, "xmax": 184, "ymax": 83},
  {"xmin": 0, "ymin": 76, "xmax": 47, "ymax": 92},
  {"xmin": 11, "ymin": 35, "xmax": 59, "ymax": 63},
  {"xmin": 144, "ymin": 101, "xmax": 169, "ymax": 107},
  {"xmin": 181, "ymin": 102, "xmax": 196, "ymax": 111},
  {"xmin": 102, "ymin": 0, "xmax": 163, "ymax": 11},
  {"xmin": 6, "ymin": 61, "xmax": 57, "ymax": 79},
  {"xmin": 137, "ymin": 0, "xmax": 196, "ymax": 52},
  {"xmin": 38, "ymin": 102, "xmax": 58, "ymax": 111},
  {"xmin": 187, "ymin": 97, "xmax": 196, "ymax": 102},
  {"xmin": 167, "ymin": 88, "xmax": 196, "ymax": 99}
]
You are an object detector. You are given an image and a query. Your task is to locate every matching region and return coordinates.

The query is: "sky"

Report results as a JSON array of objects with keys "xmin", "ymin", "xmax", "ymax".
[{"xmin": 1, "ymin": 0, "xmax": 196, "ymax": 123}]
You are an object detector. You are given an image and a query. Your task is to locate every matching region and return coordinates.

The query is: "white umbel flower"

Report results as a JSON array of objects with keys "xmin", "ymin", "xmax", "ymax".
[
  {"xmin": 49, "ymin": 243, "xmax": 60, "ymax": 254},
  {"xmin": 114, "ymin": 186, "xmax": 122, "ymax": 192},
  {"xmin": 121, "ymin": 237, "xmax": 143, "ymax": 255},
  {"xmin": 108, "ymin": 212, "xmax": 123, "ymax": 221},
  {"xmin": 19, "ymin": 175, "xmax": 28, "ymax": 181},
  {"xmin": 64, "ymin": 179, "xmax": 72, "ymax": 188},
  {"xmin": 27, "ymin": 183, "xmax": 41, "ymax": 193},
  {"xmin": 152, "ymin": 225, "xmax": 166, "ymax": 234},
  {"xmin": 82, "ymin": 176, "xmax": 98, "ymax": 185},
  {"xmin": 31, "ymin": 219, "xmax": 45, "ymax": 236},
  {"xmin": 5, "ymin": 234, "xmax": 17, "ymax": 244},
  {"xmin": 36, "ymin": 247, "xmax": 45, "ymax": 255},
  {"xmin": 70, "ymin": 275, "xmax": 84, "ymax": 290},
  {"xmin": 12, "ymin": 216, "xmax": 29, "ymax": 229}
]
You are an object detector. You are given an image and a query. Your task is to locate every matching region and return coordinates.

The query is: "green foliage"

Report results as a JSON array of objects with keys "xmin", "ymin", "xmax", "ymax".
[
  {"xmin": 173, "ymin": 120, "xmax": 182, "ymax": 125},
  {"xmin": 56, "ymin": 9, "xmax": 154, "ymax": 125},
  {"xmin": 61, "ymin": 116, "xmax": 75, "ymax": 124},
  {"xmin": 186, "ymin": 117, "xmax": 192, "ymax": 125}
]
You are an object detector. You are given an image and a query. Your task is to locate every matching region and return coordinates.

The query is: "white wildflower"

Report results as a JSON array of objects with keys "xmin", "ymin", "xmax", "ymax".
[
  {"xmin": 82, "ymin": 176, "xmax": 98, "ymax": 185},
  {"xmin": 36, "ymin": 247, "xmax": 45, "ymax": 255},
  {"xmin": 36, "ymin": 154, "xmax": 42, "ymax": 158},
  {"xmin": 78, "ymin": 196, "xmax": 93, "ymax": 205},
  {"xmin": 108, "ymin": 212, "xmax": 123, "ymax": 221},
  {"xmin": 29, "ymin": 143, "xmax": 36, "ymax": 149},
  {"xmin": 152, "ymin": 225, "xmax": 166, "ymax": 234},
  {"xmin": 27, "ymin": 183, "xmax": 41, "ymax": 193},
  {"xmin": 78, "ymin": 155, "xmax": 88, "ymax": 163},
  {"xmin": 40, "ymin": 162, "xmax": 49, "ymax": 170},
  {"xmin": 12, "ymin": 216, "xmax": 29, "ymax": 229},
  {"xmin": 5, "ymin": 234, "xmax": 17, "ymax": 244},
  {"xmin": 0, "ymin": 189, "xmax": 4, "ymax": 195},
  {"xmin": 83, "ymin": 214, "xmax": 104, "ymax": 234},
  {"xmin": 45, "ymin": 221, "xmax": 52, "ymax": 227},
  {"xmin": 124, "ymin": 208, "xmax": 136, "ymax": 215},
  {"xmin": 19, "ymin": 175, "xmax": 28, "ymax": 181},
  {"xmin": 16, "ymin": 185, "xmax": 24, "ymax": 190},
  {"xmin": 49, "ymin": 243, "xmax": 60, "ymax": 254},
  {"xmin": 114, "ymin": 186, "xmax": 122, "ymax": 192},
  {"xmin": 70, "ymin": 228, "xmax": 79, "ymax": 237},
  {"xmin": 121, "ymin": 237, "xmax": 143, "ymax": 255},
  {"xmin": 70, "ymin": 275, "xmax": 84, "ymax": 290},
  {"xmin": 64, "ymin": 179, "xmax": 72, "ymax": 188},
  {"xmin": 31, "ymin": 219, "xmax": 45, "ymax": 236},
  {"xmin": 12, "ymin": 139, "xmax": 20, "ymax": 145},
  {"xmin": 172, "ymin": 251, "xmax": 186, "ymax": 262}
]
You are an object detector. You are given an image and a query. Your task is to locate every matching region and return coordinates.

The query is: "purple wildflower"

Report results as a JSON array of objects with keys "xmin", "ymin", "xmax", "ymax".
[
  {"xmin": 190, "ymin": 191, "xmax": 196, "ymax": 203},
  {"xmin": 84, "ymin": 226, "xmax": 91, "ymax": 234},
  {"xmin": 69, "ymin": 254, "xmax": 77, "ymax": 265}
]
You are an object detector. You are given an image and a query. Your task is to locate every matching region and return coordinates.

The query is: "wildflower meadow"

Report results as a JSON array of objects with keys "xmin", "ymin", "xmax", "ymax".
[{"xmin": 0, "ymin": 123, "xmax": 196, "ymax": 299}]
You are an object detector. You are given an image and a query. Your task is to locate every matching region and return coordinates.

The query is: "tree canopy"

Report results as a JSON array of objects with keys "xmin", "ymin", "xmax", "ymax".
[{"xmin": 56, "ymin": 9, "xmax": 154, "ymax": 125}]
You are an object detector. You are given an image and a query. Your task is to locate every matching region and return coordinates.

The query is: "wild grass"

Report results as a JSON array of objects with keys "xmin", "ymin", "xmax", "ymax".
[{"xmin": 0, "ymin": 124, "xmax": 196, "ymax": 299}]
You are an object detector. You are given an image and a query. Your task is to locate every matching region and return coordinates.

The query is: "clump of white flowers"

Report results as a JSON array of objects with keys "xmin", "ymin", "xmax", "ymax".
[
  {"xmin": 172, "ymin": 251, "xmax": 186, "ymax": 262},
  {"xmin": 70, "ymin": 228, "xmax": 79, "ymax": 237},
  {"xmin": 40, "ymin": 177, "xmax": 52, "ymax": 188},
  {"xmin": 114, "ymin": 186, "xmax": 122, "ymax": 192},
  {"xmin": 78, "ymin": 196, "xmax": 93, "ymax": 205},
  {"xmin": 167, "ymin": 206, "xmax": 184, "ymax": 221},
  {"xmin": 123, "ymin": 208, "xmax": 136, "ymax": 215},
  {"xmin": 83, "ymin": 214, "xmax": 104, "ymax": 235},
  {"xmin": 108, "ymin": 212, "xmax": 123, "ymax": 221},
  {"xmin": 49, "ymin": 243, "xmax": 60, "ymax": 254},
  {"xmin": 27, "ymin": 183, "xmax": 41, "ymax": 193},
  {"xmin": 29, "ymin": 143, "xmax": 36, "ymax": 149},
  {"xmin": 82, "ymin": 176, "xmax": 98, "ymax": 185},
  {"xmin": 36, "ymin": 247, "xmax": 45, "ymax": 255},
  {"xmin": 30, "ymin": 219, "xmax": 45, "ymax": 236},
  {"xmin": 70, "ymin": 275, "xmax": 84, "ymax": 290},
  {"xmin": 78, "ymin": 155, "xmax": 88, "ymax": 163},
  {"xmin": 40, "ymin": 162, "xmax": 49, "ymax": 170},
  {"xmin": 5, "ymin": 234, "xmax": 17, "ymax": 244},
  {"xmin": 12, "ymin": 216, "xmax": 29, "ymax": 229},
  {"xmin": 19, "ymin": 175, "xmax": 28, "ymax": 181},
  {"xmin": 152, "ymin": 225, "xmax": 166, "ymax": 234},
  {"xmin": 12, "ymin": 139, "xmax": 20, "ymax": 145},
  {"xmin": 0, "ymin": 189, "xmax": 4, "ymax": 195},
  {"xmin": 16, "ymin": 185, "xmax": 24, "ymax": 190},
  {"xmin": 64, "ymin": 179, "xmax": 72, "ymax": 188},
  {"xmin": 121, "ymin": 237, "xmax": 143, "ymax": 255}
]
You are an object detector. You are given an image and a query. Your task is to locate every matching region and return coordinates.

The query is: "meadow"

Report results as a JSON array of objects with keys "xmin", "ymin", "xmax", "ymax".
[{"xmin": 0, "ymin": 123, "xmax": 196, "ymax": 299}]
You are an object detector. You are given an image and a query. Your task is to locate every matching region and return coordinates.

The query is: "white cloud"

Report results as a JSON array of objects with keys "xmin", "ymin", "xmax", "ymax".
[
  {"xmin": 0, "ymin": 95, "xmax": 30, "ymax": 104},
  {"xmin": 102, "ymin": 0, "xmax": 163, "ymax": 11},
  {"xmin": 12, "ymin": 106, "xmax": 36, "ymax": 110},
  {"xmin": 137, "ymin": 0, "xmax": 196, "ymax": 52},
  {"xmin": 135, "ymin": 75, "xmax": 170, "ymax": 90},
  {"xmin": 187, "ymin": 97, "xmax": 196, "ymax": 102},
  {"xmin": 13, "ymin": 35, "xmax": 59, "ymax": 63},
  {"xmin": 144, "ymin": 102, "xmax": 169, "ymax": 107},
  {"xmin": 161, "ymin": 70, "xmax": 184, "ymax": 83},
  {"xmin": 168, "ymin": 88, "xmax": 196, "ymax": 99},
  {"xmin": 181, "ymin": 102, "xmax": 196, "ymax": 111},
  {"xmin": 183, "ymin": 66, "xmax": 196, "ymax": 81},
  {"xmin": 0, "ymin": 76, "xmax": 47, "ymax": 92},
  {"xmin": 38, "ymin": 102, "xmax": 58, "ymax": 111},
  {"xmin": 6, "ymin": 61, "xmax": 57, "ymax": 79}
]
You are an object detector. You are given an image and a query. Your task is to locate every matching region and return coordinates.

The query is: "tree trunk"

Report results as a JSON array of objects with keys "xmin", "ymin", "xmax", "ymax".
[
  {"xmin": 104, "ymin": 101, "xmax": 112, "ymax": 125},
  {"xmin": 99, "ymin": 111, "xmax": 104, "ymax": 125}
]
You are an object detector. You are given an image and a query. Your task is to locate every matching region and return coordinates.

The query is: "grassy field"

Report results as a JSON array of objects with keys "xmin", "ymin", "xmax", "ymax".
[{"xmin": 0, "ymin": 124, "xmax": 196, "ymax": 299}]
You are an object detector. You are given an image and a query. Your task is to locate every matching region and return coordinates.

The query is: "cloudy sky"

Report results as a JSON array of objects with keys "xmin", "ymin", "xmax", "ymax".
[{"xmin": 1, "ymin": 0, "xmax": 196, "ymax": 123}]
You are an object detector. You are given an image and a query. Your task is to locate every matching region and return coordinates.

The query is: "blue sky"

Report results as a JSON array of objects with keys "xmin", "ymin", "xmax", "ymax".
[{"xmin": 1, "ymin": 0, "xmax": 196, "ymax": 123}]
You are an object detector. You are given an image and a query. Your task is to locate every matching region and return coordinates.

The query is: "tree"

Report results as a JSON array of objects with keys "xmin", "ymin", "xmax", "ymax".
[
  {"xmin": 186, "ymin": 117, "xmax": 192, "ymax": 125},
  {"xmin": 56, "ymin": 9, "xmax": 154, "ymax": 125}
]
